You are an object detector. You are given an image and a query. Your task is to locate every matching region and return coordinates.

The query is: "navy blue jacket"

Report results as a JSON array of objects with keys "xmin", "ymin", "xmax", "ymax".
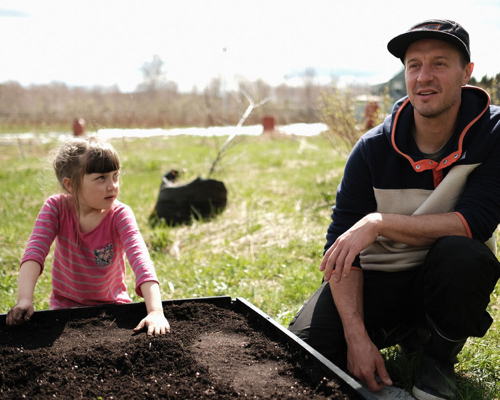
[{"xmin": 325, "ymin": 86, "xmax": 500, "ymax": 272}]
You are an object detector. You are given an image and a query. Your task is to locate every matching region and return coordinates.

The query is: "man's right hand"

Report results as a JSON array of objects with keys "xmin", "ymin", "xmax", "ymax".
[
  {"xmin": 320, "ymin": 213, "xmax": 381, "ymax": 283},
  {"xmin": 346, "ymin": 333, "xmax": 393, "ymax": 392},
  {"xmin": 6, "ymin": 300, "xmax": 34, "ymax": 326},
  {"xmin": 327, "ymin": 267, "xmax": 392, "ymax": 392}
]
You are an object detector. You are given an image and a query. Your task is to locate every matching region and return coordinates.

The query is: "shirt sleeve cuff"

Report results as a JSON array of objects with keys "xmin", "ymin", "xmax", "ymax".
[{"xmin": 453, "ymin": 211, "xmax": 472, "ymax": 238}]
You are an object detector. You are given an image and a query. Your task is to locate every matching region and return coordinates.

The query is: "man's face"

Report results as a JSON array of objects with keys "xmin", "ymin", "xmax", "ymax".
[{"xmin": 404, "ymin": 39, "xmax": 473, "ymax": 120}]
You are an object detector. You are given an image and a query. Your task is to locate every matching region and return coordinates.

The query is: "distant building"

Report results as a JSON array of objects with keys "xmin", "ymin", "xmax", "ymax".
[
  {"xmin": 352, "ymin": 70, "xmax": 407, "ymax": 125},
  {"xmin": 371, "ymin": 69, "xmax": 407, "ymax": 100}
]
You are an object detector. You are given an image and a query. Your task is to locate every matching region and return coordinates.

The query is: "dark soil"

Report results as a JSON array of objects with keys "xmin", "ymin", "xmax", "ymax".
[{"xmin": 0, "ymin": 301, "xmax": 355, "ymax": 399}]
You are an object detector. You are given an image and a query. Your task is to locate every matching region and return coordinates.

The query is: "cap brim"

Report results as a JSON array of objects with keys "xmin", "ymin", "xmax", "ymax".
[{"xmin": 387, "ymin": 30, "xmax": 470, "ymax": 62}]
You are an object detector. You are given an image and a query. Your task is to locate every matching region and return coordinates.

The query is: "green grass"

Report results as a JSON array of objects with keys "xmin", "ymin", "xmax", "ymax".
[{"xmin": 0, "ymin": 133, "xmax": 499, "ymax": 399}]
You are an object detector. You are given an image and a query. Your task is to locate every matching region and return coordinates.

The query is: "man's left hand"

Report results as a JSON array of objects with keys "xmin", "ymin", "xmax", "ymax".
[{"xmin": 320, "ymin": 213, "xmax": 381, "ymax": 282}]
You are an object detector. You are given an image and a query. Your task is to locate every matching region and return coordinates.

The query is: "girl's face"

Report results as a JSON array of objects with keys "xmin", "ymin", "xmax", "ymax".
[{"xmin": 78, "ymin": 170, "xmax": 120, "ymax": 213}]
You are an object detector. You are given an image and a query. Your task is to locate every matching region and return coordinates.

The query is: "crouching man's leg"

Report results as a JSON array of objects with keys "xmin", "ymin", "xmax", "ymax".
[
  {"xmin": 412, "ymin": 236, "xmax": 500, "ymax": 400},
  {"xmin": 288, "ymin": 270, "xmax": 418, "ymax": 371},
  {"xmin": 288, "ymin": 281, "xmax": 349, "ymax": 368}
]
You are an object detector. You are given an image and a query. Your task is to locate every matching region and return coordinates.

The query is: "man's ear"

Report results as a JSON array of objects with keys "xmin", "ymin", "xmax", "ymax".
[
  {"xmin": 63, "ymin": 177, "xmax": 73, "ymax": 193},
  {"xmin": 463, "ymin": 62, "xmax": 474, "ymax": 85}
]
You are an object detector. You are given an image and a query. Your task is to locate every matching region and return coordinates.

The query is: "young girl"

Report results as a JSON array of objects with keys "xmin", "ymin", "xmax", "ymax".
[{"xmin": 6, "ymin": 136, "xmax": 170, "ymax": 336}]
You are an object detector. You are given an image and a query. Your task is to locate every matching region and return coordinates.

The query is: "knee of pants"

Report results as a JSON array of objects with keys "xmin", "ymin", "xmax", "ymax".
[
  {"xmin": 424, "ymin": 236, "xmax": 500, "ymax": 283},
  {"xmin": 288, "ymin": 282, "xmax": 348, "ymax": 368},
  {"xmin": 421, "ymin": 236, "xmax": 500, "ymax": 338},
  {"xmin": 288, "ymin": 282, "xmax": 343, "ymax": 336}
]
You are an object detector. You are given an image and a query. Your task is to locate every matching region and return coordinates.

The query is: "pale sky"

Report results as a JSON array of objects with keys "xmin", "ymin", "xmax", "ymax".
[{"xmin": 1, "ymin": 0, "xmax": 500, "ymax": 93}]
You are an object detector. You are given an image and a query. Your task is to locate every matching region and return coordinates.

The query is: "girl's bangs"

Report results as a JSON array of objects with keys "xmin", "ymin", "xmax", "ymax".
[{"xmin": 84, "ymin": 146, "xmax": 121, "ymax": 174}]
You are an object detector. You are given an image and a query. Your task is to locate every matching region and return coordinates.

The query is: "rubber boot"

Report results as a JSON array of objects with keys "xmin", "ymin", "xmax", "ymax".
[{"xmin": 412, "ymin": 324, "xmax": 466, "ymax": 400}]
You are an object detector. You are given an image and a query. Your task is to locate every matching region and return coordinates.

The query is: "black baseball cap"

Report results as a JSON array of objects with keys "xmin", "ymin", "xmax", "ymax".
[{"xmin": 387, "ymin": 19, "xmax": 470, "ymax": 63}]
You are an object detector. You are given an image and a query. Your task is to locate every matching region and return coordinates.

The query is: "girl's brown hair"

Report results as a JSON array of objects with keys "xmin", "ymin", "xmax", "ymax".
[{"xmin": 53, "ymin": 136, "xmax": 121, "ymax": 212}]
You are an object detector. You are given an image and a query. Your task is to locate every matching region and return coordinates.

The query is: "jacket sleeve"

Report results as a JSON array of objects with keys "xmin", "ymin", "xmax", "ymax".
[
  {"xmin": 325, "ymin": 137, "xmax": 378, "ymax": 267},
  {"xmin": 455, "ymin": 124, "xmax": 500, "ymax": 242}
]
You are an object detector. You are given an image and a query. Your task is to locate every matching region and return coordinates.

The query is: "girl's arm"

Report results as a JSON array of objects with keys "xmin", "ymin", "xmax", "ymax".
[
  {"xmin": 9, "ymin": 195, "xmax": 61, "ymax": 324},
  {"xmin": 115, "ymin": 204, "xmax": 169, "ymax": 335},
  {"xmin": 6, "ymin": 260, "xmax": 42, "ymax": 326},
  {"xmin": 133, "ymin": 281, "xmax": 170, "ymax": 335}
]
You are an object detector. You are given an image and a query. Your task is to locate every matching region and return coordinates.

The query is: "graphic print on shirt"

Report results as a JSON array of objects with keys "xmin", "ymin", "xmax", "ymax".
[{"xmin": 94, "ymin": 243, "xmax": 114, "ymax": 266}]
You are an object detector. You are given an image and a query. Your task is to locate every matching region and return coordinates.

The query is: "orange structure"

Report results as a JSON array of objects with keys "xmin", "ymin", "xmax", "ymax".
[
  {"xmin": 72, "ymin": 118, "xmax": 86, "ymax": 137},
  {"xmin": 364, "ymin": 102, "xmax": 379, "ymax": 130},
  {"xmin": 261, "ymin": 115, "xmax": 275, "ymax": 132}
]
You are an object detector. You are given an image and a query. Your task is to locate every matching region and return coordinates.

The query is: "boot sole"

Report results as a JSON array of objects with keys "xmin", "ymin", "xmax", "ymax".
[{"xmin": 412, "ymin": 385, "xmax": 452, "ymax": 400}]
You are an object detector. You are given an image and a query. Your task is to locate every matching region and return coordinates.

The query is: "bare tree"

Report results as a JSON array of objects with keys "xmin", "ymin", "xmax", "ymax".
[
  {"xmin": 302, "ymin": 67, "xmax": 319, "ymax": 122},
  {"xmin": 208, "ymin": 86, "xmax": 269, "ymax": 177}
]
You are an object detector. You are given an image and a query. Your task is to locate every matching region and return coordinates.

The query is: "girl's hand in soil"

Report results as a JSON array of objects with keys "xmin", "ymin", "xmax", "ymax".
[
  {"xmin": 7, "ymin": 260, "xmax": 40, "ymax": 326},
  {"xmin": 134, "ymin": 311, "xmax": 170, "ymax": 336},
  {"xmin": 6, "ymin": 300, "xmax": 34, "ymax": 326},
  {"xmin": 137, "ymin": 281, "xmax": 170, "ymax": 335}
]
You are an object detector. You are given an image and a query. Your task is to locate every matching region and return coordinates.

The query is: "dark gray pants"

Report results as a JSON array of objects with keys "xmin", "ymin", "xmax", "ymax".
[{"xmin": 288, "ymin": 236, "xmax": 500, "ymax": 369}]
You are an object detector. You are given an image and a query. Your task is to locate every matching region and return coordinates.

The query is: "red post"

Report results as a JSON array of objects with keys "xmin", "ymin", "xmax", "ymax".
[
  {"xmin": 73, "ymin": 118, "xmax": 86, "ymax": 137},
  {"xmin": 364, "ymin": 102, "xmax": 379, "ymax": 130},
  {"xmin": 261, "ymin": 115, "xmax": 275, "ymax": 132}
]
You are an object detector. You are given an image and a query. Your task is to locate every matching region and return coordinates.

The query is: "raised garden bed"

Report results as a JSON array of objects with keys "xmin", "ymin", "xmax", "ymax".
[{"xmin": 0, "ymin": 296, "xmax": 376, "ymax": 399}]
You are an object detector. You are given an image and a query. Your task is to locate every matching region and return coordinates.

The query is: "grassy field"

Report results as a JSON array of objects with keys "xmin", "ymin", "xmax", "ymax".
[{"xmin": 0, "ymin": 133, "xmax": 499, "ymax": 398}]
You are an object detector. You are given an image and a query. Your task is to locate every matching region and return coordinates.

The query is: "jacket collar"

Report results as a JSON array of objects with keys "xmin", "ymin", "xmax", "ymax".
[{"xmin": 388, "ymin": 85, "xmax": 490, "ymax": 174}]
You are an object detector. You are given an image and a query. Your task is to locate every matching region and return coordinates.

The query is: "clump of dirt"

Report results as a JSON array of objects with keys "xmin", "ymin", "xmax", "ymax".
[{"xmin": 0, "ymin": 302, "xmax": 353, "ymax": 399}]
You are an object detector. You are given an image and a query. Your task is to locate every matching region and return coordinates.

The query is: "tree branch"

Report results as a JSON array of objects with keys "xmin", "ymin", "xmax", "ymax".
[{"xmin": 207, "ymin": 88, "xmax": 269, "ymax": 178}]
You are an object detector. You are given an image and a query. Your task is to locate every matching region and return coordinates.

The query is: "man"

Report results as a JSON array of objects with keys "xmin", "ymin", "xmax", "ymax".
[{"xmin": 289, "ymin": 19, "xmax": 500, "ymax": 400}]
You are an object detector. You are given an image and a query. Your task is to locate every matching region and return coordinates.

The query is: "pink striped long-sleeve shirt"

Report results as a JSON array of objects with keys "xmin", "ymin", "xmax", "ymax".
[{"xmin": 21, "ymin": 194, "xmax": 159, "ymax": 309}]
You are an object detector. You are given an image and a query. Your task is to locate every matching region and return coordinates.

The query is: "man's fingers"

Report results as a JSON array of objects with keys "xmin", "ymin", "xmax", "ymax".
[
  {"xmin": 362, "ymin": 356, "xmax": 392, "ymax": 392},
  {"xmin": 319, "ymin": 245, "xmax": 335, "ymax": 272},
  {"xmin": 367, "ymin": 376, "xmax": 385, "ymax": 392},
  {"xmin": 333, "ymin": 248, "xmax": 349, "ymax": 282},
  {"xmin": 341, "ymin": 255, "xmax": 355, "ymax": 279},
  {"xmin": 354, "ymin": 366, "xmax": 384, "ymax": 392},
  {"xmin": 359, "ymin": 367, "xmax": 385, "ymax": 392},
  {"xmin": 321, "ymin": 247, "xmax": 338, "ymax": 281},
  {"xmin": 325, "ymin": 258, "xmax": 340, "ymax": 282},
  {"xmin": 375, "ymin": 358, "xmax": 393, "ymax": 386}
]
